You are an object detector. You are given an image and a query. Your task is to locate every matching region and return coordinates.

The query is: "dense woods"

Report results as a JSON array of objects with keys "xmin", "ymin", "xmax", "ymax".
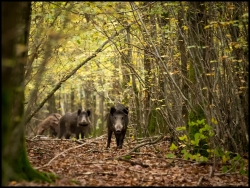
[{"xmin": 2, "ymin": 2, "xmax": 248, "ymax": 185}]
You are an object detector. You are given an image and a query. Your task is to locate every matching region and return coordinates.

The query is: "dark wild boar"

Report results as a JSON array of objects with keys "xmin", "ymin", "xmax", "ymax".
[
  {"xmin": 106, "ymin": 104, "xmax": 129, "ymax": 149},
  {"xmin": 36, "ymin": 113, "xmax": 62, "ymax": 137},
  {"xmin": 58, "ymin": 109, "xmax": 91, "ymax": 139}
]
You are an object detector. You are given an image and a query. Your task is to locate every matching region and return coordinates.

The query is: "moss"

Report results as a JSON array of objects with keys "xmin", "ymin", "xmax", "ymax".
[
  {"xmin": 10, "ymin": 136, "xmax": 55, "ymax": 184},
  {"xmin": 2, "ymin": 131, "xmax": 56, "ymax": 185}
]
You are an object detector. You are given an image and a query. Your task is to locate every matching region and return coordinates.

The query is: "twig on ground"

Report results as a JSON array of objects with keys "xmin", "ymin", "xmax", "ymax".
[
  {"xmin": 209, "ymin": 165, "xmax": 214, "ymax": 178},
  {"xmin": 35, "ymin": 135, "xmax": 106, "ymax": 170},
  {"xmin": 197, "ymin": 176, "xmax": 203, "ymax": 186},
  {"xmin": 117, "ymin": 158, "xmax": 149, "ymax": 168},
  {"xmin": 214, "ymin": 172, "xmax": 241, "ymax": 176},
  {"xmin": 130, "ymin": 152, "xmax": 154, "ymax": 156},
  {"xmin": 103, "ymin": 135, "xmax": 164, "ymax": 168},
  {"xmin": 120, "ymin": 135, "xmax": 164, "ymax": 157}
]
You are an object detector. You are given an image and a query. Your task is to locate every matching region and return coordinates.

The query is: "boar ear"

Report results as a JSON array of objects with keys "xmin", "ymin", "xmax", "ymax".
[
  {"xmin": 110, "ymin": 106, "xmax": 116, "ymax": 115},
  {"xmin": 77, "ymin": 109, "xmax": 82, "ymax": 115},
  {"xmin": 123, "ymin": 107, "xmax": 129, "ymax": 115},
  {"xmin": 87, "ymin": 110, "xmax": 91, "ymax": 116}
]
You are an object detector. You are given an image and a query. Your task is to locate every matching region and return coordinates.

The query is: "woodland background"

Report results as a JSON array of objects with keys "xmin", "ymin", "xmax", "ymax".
[
  {"xmin": 26, "ymin": 1, "xmax": 248, "ymax": 154},
  {"xmin": 2, "ymin": 1, "xmax": 248, "ymax": 186}
]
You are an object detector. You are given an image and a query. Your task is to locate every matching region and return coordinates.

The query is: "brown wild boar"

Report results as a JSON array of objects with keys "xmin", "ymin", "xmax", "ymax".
[{"xmin": 36, "ymin": 113, "xmax": 62, "ymax": 137}]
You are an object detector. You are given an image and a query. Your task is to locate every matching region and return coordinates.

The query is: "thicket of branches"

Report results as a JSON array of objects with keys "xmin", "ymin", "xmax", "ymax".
[{"xmin": 25, "ymin": 2, "xmax": 248, "ymax": 155}]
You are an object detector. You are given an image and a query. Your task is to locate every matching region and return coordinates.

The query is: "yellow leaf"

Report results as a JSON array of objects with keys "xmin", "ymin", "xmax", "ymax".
[
  {"xmin": 222, "ymin": 155, "xmax": 228, "ymax": 164},
  {"xmin": 234, "ymin": 43, "xmax": 240, "ymax": 48},
  {"xmin": 204, "ymin": 25, "xmax": 211, "ymax": 29},
  {"xmin": 211, "ymin": 117, "xmax": 218, "ymax": 124},
  {"xmin": 239, "ymin": 86, "xmax": 247, "ymax": 90},
  {"xmin": 182, "ymin": 25, "xmax": 188, "ymax": 30},
  {"xmin": 205, "ymin": 72, "xmax": 215, "ymax": 76}
]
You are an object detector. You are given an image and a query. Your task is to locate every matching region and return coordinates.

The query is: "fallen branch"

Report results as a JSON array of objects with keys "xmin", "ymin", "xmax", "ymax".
[
  {"xmin": 130, "ymin": 152, "xmax": 154, "ymax": 156},
  {"xmin": 119, "ymin": 164, "xmax": 169, "ymax": 176},
  {"xmin": 28, "ymin": 137, "xmax": 83, "ymax": 142},
  {"xmin": 35, "ymin": 135, "xmax": 105, "ymax": 170},
  {"xmin": 214, "ymin": 172, "xmax": 241, "ymax": 176},
  {"xmin": 197, "ymin": 176, "xmax": 203, "ymax": 186},
  {"xmin": 117, "ymin": 158, "xmax": 149, "ymax": 168},
  {"xmin": 35, "ymin": 143, "xmax": 87, "ymax": 170},
  {"xmin": 120, "ymin": 135, "xmax": 164, "ymax": 157},
  {"xmin": 209, "ymin": 165, "xmax": 214, "ymax": 178},
  {"xmin": 105, "ymin": 135, "xmax": 164, "ymax": 168}
]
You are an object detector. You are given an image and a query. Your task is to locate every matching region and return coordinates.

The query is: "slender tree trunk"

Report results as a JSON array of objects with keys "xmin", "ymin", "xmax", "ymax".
[
  {"xmin": 98, "ymin": 84, "xmax": 105, "ymax": 136},
  {"xmin": 47, "ymin": 93, "xmax": 57, "ymax": 114},
  {"xmin": 70, "ymin": 85, "xmax": 75, "ymax": 112},
  {"xmin": 84, "ymin": 80, "xmax": 95, "ymax": 137},
  {"xmin": 121, "ymin": 29, "xmax": 131, "ymax": 104},
  {"xmin": 178, "ymin": 2, "xmax": 189, "ymax": 128},
  {"xmin": 141, "ymin": 2, "xmax": 153, "ymax": 137},
  {"xmin": 228, "ymin": 2, "xmax": 248, "ymax": 150}
]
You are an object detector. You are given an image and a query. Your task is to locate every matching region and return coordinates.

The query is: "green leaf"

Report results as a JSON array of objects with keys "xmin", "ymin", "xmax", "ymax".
[
  {"xmin": 239, "ymin": 169, "xmax": 247, "ymax": 175},
  {"xmin": 178, "ymin": 135, "xmax": 188, "ymax": 141},
  {"xmin": 188, "ymin": 121, "xmax": 195, "ymax": 127},
  {"xmin": 182, "ymin": 150, "xmax": 191, "ymax": 160},
  {"xmin": 165, "ymin": 153, "xmax": 176, "ymax": 159},
  {"xmin": 197, "ymin": 119, "xmax": 205, "ymax": 125},
  {"xmin": 170, "ymin": 143, "xmax": 178, "ymax": 151},
  {"xmin": 209, "ymin": 132, "xmax": 214, "ymax": 137},
  {"xmin": 176, "ymin": 126, "xmax": 186, "ymax": 131},
  {"xmin": 194, "ymin": 132, "xmax": 201, "ymax": 140},
  {"xmin": 123, "ymin": 155, "xmax": 131, "ymax": 160},
  {"xmin": 77, "ymin": 40, "xmax": 81, "ymax": 44},
  {"xmin": 222, "ymin": 166, "xmax": 228, "ymax": 173},
  {"xmin": 199, "ymin": 156, "xmax": 208, "ymax": 162},
  {"xmin": 191, "ymin": 140, "xmax": 197, "ymax": 145},
  {"xmin": 232, "ymin": 154, "xmax": 241, "ymax": 161},
  {"xmin": 192, "ymin": 154, "xmax": 198, "ymax": 161}
]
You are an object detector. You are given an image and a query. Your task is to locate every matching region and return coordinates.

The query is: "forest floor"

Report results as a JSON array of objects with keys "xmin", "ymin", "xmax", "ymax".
[{"xmin": 8, "ymin": 135, "xmax": 248, "ymax": 186}]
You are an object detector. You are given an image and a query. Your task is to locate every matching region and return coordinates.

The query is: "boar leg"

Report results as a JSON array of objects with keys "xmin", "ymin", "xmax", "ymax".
[{"xmin": 107, "ymin": 129, "xmax": 112, "ymax": 148}]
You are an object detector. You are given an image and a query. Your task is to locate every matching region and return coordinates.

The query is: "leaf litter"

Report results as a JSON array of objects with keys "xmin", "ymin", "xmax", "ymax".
[{"xmin": 8, "ymin": 135, "xmax": 248, "ymax": 186}]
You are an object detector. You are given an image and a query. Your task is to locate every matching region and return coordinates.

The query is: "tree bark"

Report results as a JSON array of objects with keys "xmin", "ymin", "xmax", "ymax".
[
  {"xmin": 48, "ymin": 93, "xmax": 57, "ymax": 114},
  {"xmin": 178, "ymin": 2, "xmax": 189, "ymax": 128},
  {"xmin": 2, "ymin": 2, "xmax": 54, "ymax": 185}
]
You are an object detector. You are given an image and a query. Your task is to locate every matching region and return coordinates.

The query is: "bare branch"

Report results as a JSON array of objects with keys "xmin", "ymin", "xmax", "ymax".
[{"xmin": 25, "ymin": 24, "xmax": 131, "ymax": 125}]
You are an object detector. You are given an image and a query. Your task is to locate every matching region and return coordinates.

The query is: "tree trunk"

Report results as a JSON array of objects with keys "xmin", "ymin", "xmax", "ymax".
[
  {"xmin": 47, "ymin": 93, "xmax": 57, "ymax": 114},
  {"xmin": 97, "ymin": 77, "xmax": 105, "ymax": 136},
  {"xmin": 2, "ymin": 2, "xmax": 53, "ymax": 185},
  {"xmin": 70, "ymin": 85, "xmax": 75, "ymax": 112},
  {"xmin": 178, "ymin": 2, "xmax": 189, "ymax": 128},
  {"xmin": 84, "ymin": 80, "xmax": 95, "ymax": 137}
]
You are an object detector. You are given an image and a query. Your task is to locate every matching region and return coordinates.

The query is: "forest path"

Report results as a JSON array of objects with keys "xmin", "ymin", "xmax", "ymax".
[{"xmin": 9, "ymin": 135, "xmax": 248, "ymax": 186}]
